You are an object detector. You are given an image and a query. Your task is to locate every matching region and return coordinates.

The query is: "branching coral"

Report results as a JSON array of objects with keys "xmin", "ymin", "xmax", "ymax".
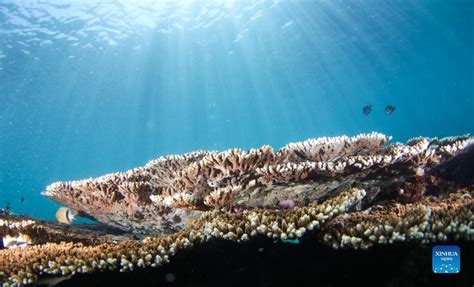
[
  {"xmin": 0, "ymin": 213, "xmax": 132, "ymax": 248},
  {"xmin": 1, "ymin": 187, "xmax": 472, "ymax": 286},
  {"xmin": 0, "ymin": 188, "xmax": 368, "ymax": 285},
  {"xmin": 275, "ymin": 132, "xmax": 391, "ymax": 163},
  {"xmin": 321, "ymin": 190, "xmax": 473, "ymax": 249},
  {"xmin": 42, "ymin": 133, "xmax": 473, "ymax": 234},
  {"xmin": 0, "ymin": 133, "xmax": 474, "ymax": 286},
  {"xmin": 195, "ymin": 188, "xmax": 367, "ymax": 242},
  {"xmin": 2, "ymin": 132, "xmax": 471, "ymax": 285}
]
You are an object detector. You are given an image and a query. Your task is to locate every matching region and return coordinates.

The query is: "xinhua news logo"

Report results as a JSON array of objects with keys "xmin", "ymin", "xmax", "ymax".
[{"xmin": 432, "ymin": 245, "xmax": 460, "ymax": 274}]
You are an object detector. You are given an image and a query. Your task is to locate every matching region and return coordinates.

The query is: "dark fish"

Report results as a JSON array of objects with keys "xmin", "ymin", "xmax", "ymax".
[
  {"xmin": 362, "ymin": 105, "xmax": 372, "ymax": 115},
  {"xmin": 385, "ymin": 105, "xmax": 396, "ymax": 114},
  {"xmin": 20, "ymin": 196, "xmax": 24, "ymax": 204}
]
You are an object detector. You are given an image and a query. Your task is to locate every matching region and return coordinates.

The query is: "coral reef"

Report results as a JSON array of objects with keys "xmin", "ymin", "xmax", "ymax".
[
  {"xmin": 321, "ymin": 189, "xmax": 473, "ymax": 249},
  {"xmin": 0, "ymin": 211, "xmax": 134, "ymax": 248},
  {"xmin": 43, "ymin": 132, "xmax": 473, "ymax": 234},
  {"xmin": 0, "ymin": 189, "xmax": 366, "ymax": 285},
  {"xmin": 1, "ymin": 188, "xmax": 472, "ymax": 286},
  {"xmin": 0, "ymin": 132, "xmax": 473, "ymax": 285}
]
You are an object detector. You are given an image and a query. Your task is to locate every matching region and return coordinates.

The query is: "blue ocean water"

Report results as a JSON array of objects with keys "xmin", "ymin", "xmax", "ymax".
[{"xmin": 0, "ymin": 0, "xmax": 472, "ymax": 221}]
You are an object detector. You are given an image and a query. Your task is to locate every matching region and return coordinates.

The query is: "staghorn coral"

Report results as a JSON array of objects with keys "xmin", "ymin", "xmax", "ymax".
[{"xmin": 42, "ymin": 133, "xmax": 473, "ymax": 234}]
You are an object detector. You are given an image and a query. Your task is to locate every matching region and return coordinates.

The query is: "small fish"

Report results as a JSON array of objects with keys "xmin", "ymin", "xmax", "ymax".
[
  {"xmin": 362, "ymin": 105, "xmax": 372, "ymax": 115},
  {"xmin": 37, "ymin": 275, "xmax": 73, "ymax": 286},
  {"xmin": 20, "ymin": 196, "xmax": 24, "ymax": 204},
  {"xmin": 55, "ymin": 207, "xmax": 77, "ymax": 224},
  {"xmin": 385, "ymin": 105, "xmax": 396, "ymax": 114}
]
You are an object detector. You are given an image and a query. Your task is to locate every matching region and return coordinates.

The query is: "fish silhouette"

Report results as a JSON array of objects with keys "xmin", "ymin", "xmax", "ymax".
[
  {"xmin": 385, "ymin": 105, "xmax": 396, "ymax": 114},
  {"xmin": 362, "ymin": 105, "xmax": 372, "ymax": 115}
]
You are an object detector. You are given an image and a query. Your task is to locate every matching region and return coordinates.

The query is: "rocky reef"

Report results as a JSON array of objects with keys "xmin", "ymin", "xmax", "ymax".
[{"xmin": 1, "ymin": 132, "xmax": 473, "ymax": 286}]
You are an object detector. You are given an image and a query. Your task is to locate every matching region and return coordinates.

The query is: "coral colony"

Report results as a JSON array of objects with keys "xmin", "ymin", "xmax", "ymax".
[{"xmin": 1, "ymin": 132, "xmax": 473, "ymax": 286}]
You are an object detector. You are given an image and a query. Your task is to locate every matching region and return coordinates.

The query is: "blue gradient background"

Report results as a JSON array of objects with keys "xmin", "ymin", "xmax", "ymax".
[{"xmin": 0, "ymin": 1, "xmax": 473, "ymax": 220}]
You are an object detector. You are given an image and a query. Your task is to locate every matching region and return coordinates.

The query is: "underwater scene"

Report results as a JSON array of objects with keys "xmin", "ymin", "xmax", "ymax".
[{"xmin": 0, "ymin": 0, "xmax": 473, "ymax": 286}]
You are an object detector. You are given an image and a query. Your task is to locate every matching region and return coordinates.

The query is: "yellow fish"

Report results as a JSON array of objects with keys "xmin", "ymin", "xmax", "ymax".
[{"xmin": 55, "ymin": 207, "xmax": 77, "ymax": 224}]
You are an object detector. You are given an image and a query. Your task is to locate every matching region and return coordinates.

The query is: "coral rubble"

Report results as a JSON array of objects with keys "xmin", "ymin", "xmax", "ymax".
[{"xmin": 0, "ymin": 132, "xmax": 473, "ymax": 286}]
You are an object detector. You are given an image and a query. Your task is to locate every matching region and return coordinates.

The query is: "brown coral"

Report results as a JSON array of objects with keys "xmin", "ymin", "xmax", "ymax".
[
  {"xmin": 1, "ymin": 187, "xmax": 472, "ymax": 286},
  {"xmin": 0, "ymin": 213, "xmax": 133, "ymax": 248},
  {"xmin": 0, "ymin": 188, "xmax": 364, "ymax": 285},
  {"xmin": 1, "ymin": 132, "xmax": 471, "ymax": 285},
  {"xmin": 276, "ymin": 132, "xmax": 392, "ymax": 163},
  {"xmin": 42, "ymin": 133, "xmax": 473, "ymax": 234},
  {"xmin": 321, "ymin": 190, "xmax": 473, "ymax": 249}
]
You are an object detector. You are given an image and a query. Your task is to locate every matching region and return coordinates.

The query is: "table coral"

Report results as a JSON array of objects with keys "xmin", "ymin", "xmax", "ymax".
[{"xmin": 42, "ymin": 132, "xmax": 472, "ymax": 234}]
